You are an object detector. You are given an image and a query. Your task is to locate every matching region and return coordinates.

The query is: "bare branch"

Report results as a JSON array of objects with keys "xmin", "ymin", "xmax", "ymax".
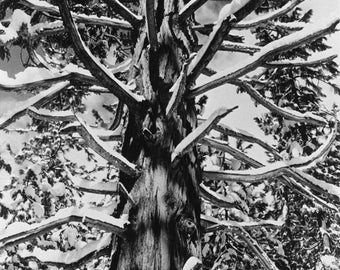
[
  {"xmin": 102, "ymin": 0, "xmax": 142, "ymax": 27},
  {"xmin": 187, "ymin": 0, "xmax": 264, "ymax": 83},
  {"xmin": 230, "ymin": 79, "xmax": 328, "ymax": 126},
  {"xmin": 172, "ymin": 106, "xmax": 238, "ymax": 162},
  {"xmin": 110, "ymin": 101, "xmax": 124, "ymax": 130},
  {"xmin": 27, "ymin": 107, "xmax": 77, "ymax": 122},
  {"xmin": 234, "ymin": 0, "xmax": 304, "ymax": 29},
  {"xmin": 178, "ymin": 0, "xmax": 208, "ymax": 22},
  {"xmin": 19, "ymin": 233, "xmax": 111, "ymax": 269},
  {"xmin": 20, "ymin": 0, "xmax": 132, "ymax": 29},
  {"xmin": 166, "ymin": 53, "xmax": 196, "ymax": 118},
  {"xmin": 203, "ymin": 125, "xmax": 336, "ymax": 183},
  {"xmin": 76, "ymin": 116, "xmax": 140, "ymax": 177},
  {"xmin": 145, "ymin": 0, "xmax": 158, "ymax": 52},
  {"xmin": 0, "ymin": 207, "xmax": 128, "ymax": 250},
  {"xmin": 189, "ymin": 18, "xmax": 340, "ymax": 97},
  {"xmin": 200, "ymin": 183, "xmax": 238, "ymax": 208},
  {"xmin": 58, "ymin": 0, "xmax": 143, "ymax": 110},
  {"xmin": 0, "ymin": 81, "xmax": 70, "ymax": 129},
  {"xmin": 264, "ymin": 54, "xmax": 337, "ymax": 68},
  {"xmin": 200, "ymin": 136, "xmax": 262, "ymax": 168}
]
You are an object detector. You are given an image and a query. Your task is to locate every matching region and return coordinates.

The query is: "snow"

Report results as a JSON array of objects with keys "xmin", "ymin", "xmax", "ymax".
[
  {"xmin": 183, "ymin": 256, "xmax": 202, "ymax": 270},
  {"xmin": 0, "ymin": 9, "xmax": 31, "ymax": 44},
  {"xmin": 19, "ymin": 233, "xmax": 112, "ymax": 265},
  {"xmin": 218, "ymin": 0, "xmax": 251, "ymax": 23}
]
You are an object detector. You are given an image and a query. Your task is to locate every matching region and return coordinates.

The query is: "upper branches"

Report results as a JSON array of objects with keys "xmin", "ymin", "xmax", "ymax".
[
  {"xmin": 189, "ymin": 17, "xmax": 340, "ymax": 97},
  {"xmin": 58, "ymin": 0, "xmax": 143, "ymax": 110}
]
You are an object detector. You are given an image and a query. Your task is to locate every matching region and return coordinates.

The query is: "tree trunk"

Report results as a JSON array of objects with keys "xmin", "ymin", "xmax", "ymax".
[{"xmin": 110, "ymin": 1, "xmax": 202, "ymax": 269}]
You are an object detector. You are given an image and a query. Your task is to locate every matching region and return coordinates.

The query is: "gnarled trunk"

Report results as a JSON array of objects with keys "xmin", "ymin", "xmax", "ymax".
[{"xmin": 110, "ymin": 1, "xmax": 202, "ymax": 269}]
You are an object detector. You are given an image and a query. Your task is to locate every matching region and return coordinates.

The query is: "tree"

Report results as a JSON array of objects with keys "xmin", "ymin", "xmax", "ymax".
[{"xmin": 0, "ymin": 0, "xmax": 339, "ymax": 269}]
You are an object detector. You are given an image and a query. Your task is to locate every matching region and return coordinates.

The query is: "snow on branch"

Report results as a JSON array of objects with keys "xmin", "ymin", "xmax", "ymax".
[
  {"xmin": 187, "ymin": 0, "xmax": 263, "ymax": 82},
  {"xmin": 189, "ymin": 17, "xmax": 340, "ymax": 97},
  {"xmin": 102, "ymin": 0, "xmax": 142, "ymax": 27},
  {"xmin": 218, "ymin": 41, "xmax": 261, "ymax": 55},
  {"xmin": 0, "ymin": 207, "xmax": 128, "ymax": 250},
  {"xmin": 58, "ymin": 0, "xmax": 143, "ymax": 110},
  {"xmin": 178, "ymin": 0, "xmax": 208, "ymax": 22},
  {"xmin": 19, "ymin": 233, "xmax": 111, "ymax": 268},
  {"xmin": 208, "ymin": 120, "xmax": 282, "ymax": 159},
  {"xmin": 201, "ymin": 215, "xmax": 284, "ymax": 231},
  {"xmin": 145, "ymin": 0, "xmax": 158, "ymax": 52},
  {"xmin": 172, "ymin": 106, "xmax": 238, "ymax": 162},
  {"xmin": 76, "ymin": 116, "xmax": 140, "ymax": 177},
  {"xmin": 264, "ymin": 54, "xmax": 337, "ymax": 68},
  {"xmin": 166, "ymin": 54, "xmax": 196, "ymax": 118},
  {"xmin": 234, "ymin": 0, "xmax": 304, "ymax": 29},
  {"xmin": 203, "ymin": 125, "xmax": 336, "ymax": 183},
  {"xmin": 200, "ymin": 136, "xmax": 262, "ymax": 168},
  {"xmin": 200, "ymin": 183, "xmax": 239, "ymax": 209},
  {"xmin": 230, "ymin": 79, "xmax": 328, "ymax": 126},
  {"xmin": 0, "ymin": 81, "xmax": 70, "ymax": 129},
  {"xmin": 183, "ymin": 256, "xmax": 202, "ymax": 270},
  {"xmin": 20, "ymin": 0, "xmax": 132, "ymax": 29},
  {"xmin": 0, "ymin": 72, "xmax": 97, "ymax": 93},
  {"xmin": 27, "ymin": 107, "xmax": 77, "ymax": 122}
]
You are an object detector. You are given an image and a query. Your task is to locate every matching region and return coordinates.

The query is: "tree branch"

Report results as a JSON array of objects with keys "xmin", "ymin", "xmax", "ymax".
[
  {"xmin": 234, "ymin": 0, "xmax": 304, "ymax": 29},
  {"xmin": 172, "ymin": 106, "xmax": 238, "ymax": 162},
  {"xmin": 203, "ymin": 125, "xmax": 336, "ymax": 183},
  {"xmin": 145, "ymin": 0, "xmax": 158, "ymax": 52},
  {"xmin": 19, "ymin": 233, "xmax": 112, "ymax": 269},
  {"xmin": 200, "ymin": 136, "xmax": 263, "ymax": 168},
  {"xmin": 178, "ymin": 0, "xmax": 208, "ymax": 22},
  {"xmin": 218, "ymin": 42, "xmax": 261, "ymax": 55},
  {"xmin": 187, "ymin": 0, "xmax": 264, "ymax": 83},
  {"xmin": 58, "ymin": 0, "xmax": 143, "ymax": 110},
  {"xmin": 76, "ymin": 116, "xmax": 140, "ymax": 177},
  {"xmin": 200, "ymin": 183, "xmax": 238, "ymax": 209},
  {"xmin": 183, "ymin": 256, "xmax": 202, "ymax": 270},
  {"xmin": 189, "ymin": 17, "xmax": 340, "ymax": 97},
  {"xmin": 230, "ymin": 79, "xmax": 328, "ymax": 126},
  {"xmin": 166, "ymin": 53, "xmax": 196, "ymax": 118},
  {"xmin": 264, "ymin": 54, "xmax": 337, "ymax": 68},
  {"xmin": 110, "ymin": 101, "xmax": 124, "ymax": 130},
  {"xmin": 20, "ymin": 0, "xmax": 132, "ymax": 29},
  {"xmin": 0, "ymin": 81, "xmax": 70, "ymax": 129},
  {"xmin": 0, "ymin": 207, "xmax": 128, "ymax": 250},
  {"xmin": 102, "ymin": 0, "xmax": 142, "ymax": 27}
]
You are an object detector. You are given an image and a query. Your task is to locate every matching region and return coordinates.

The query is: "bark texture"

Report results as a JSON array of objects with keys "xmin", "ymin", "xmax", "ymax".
[{"xmin": 110, "ymin": 0, "xmax": 202, "ymax": 269}]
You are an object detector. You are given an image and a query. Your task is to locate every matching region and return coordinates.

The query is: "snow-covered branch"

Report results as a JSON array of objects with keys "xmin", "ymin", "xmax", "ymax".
[
  {"xmin": 0, "ymin": 81, "xmax": 70, "ymax": 129},
  {"xmin": 102, "ymin": 0, "xmax": 142, "ymax": 27},
  {"xmin": 166, "ymin": 54, "xmax": 196, "ymax": 118},
  {"xmin": 172, "ymin": 106, "xmax": 238, "ymax": 162},
  {"xmin": 178, "ymin": 0, "xmax": 208, "ymax": 22},
  {"xmin": 234, "ymin": 0, "xmax": 304, "ymax": 29},
  {"xmin": 208, "ymin": 121, "xmax": 282, "ymax": 159},
  {"xmin": 183, "ymin": 256, "xmax": 202, "ymax": 270},
  {"xmin": 187, "ymin": 0, "xmax": 263, "ymax": 82},
  {"xmin": 20, "ymin": 0, "xmax": 132, "ymax": 29},
  {"xmin": 76, "ymin": 117, "xmax": 139, "ymax": 177},
  {"xmin": 201, "ymin": 215, "xmax": 284, "ymax": 231},
  {"xmin": 19, "ymin": 233, "xmax": 112, "ymax": 268},
  {"xmin": 200, "ymin": 183, "xmax": 238, "ymax": 209},
  {"xmin": 203, "ymin": 125, "xmax": 336, "ymax": 183},
  {"xmin": 264, "ymin": 54, "xmax": 337, "ymax": 68},
  {"xmin": 218, "ymin": 41, "xmax": 261, "ymax": 55},
  {"xmin": 200, "ymin": 136, "xmax": 262, "ymax": 168},
  {"xmin": 0, "ymin": 207, "xmax": 128, "ymax": 250},
  {"xmin": 189, "ymin": 17, "xmax": 340, "ymax": 97},
  {"xmin": 58, "ymin": 0, "xmax": 143, "ymax": 110},
  {"xmin": 145, "ymin": 0, "xmax": 158, "ymax": 52},
  {"xmin": 230, "ymin": 79, "xmax": 328, "ymax": 126}
]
